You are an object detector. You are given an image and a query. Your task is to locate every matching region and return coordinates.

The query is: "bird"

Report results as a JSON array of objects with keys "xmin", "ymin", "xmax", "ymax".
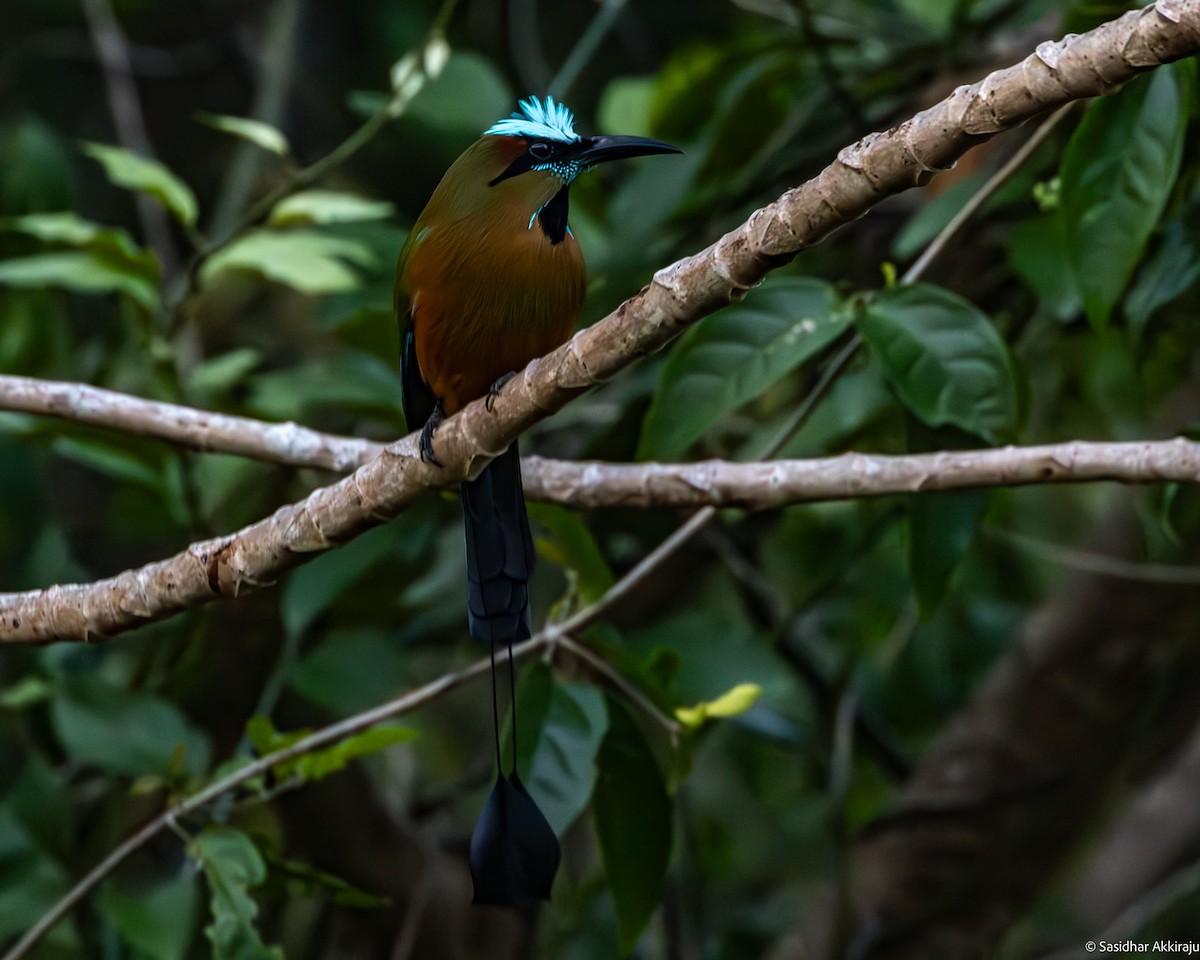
[{"xmin": 395, "ymin": 96, "xmax": 680, "ymax": 906}]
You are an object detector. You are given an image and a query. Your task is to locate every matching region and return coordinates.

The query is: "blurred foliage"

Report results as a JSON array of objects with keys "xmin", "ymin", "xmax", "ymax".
[{"xmin": 1, "ymin": 0, "xmax": 1199, "ymax": 958}]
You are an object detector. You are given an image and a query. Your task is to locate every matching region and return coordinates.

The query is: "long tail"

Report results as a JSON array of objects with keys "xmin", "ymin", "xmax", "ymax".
[
  {"xmin": 461, "ymin": 440, "xmax": 535, "ymax": 646},
  {"xmin": 462, "ymin": 441, "xmax": 560, "ymax": 906}
]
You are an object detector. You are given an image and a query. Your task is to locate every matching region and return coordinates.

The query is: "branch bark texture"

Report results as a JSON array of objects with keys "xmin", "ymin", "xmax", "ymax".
[
  {"xmin": 521, "ymin": 440, "xmax": 1200, "ymax": 508},
  {"xmin": 1, "ymin": 1, "xmax": 1197, "ymax": 645},
  {"xmin": 0, "ymin": 374, "xmax": 385, "ymax": 472}
]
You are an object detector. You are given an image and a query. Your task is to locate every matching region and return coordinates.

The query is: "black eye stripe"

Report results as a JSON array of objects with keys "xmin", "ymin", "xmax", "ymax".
[{"xmin": 529, "ymin": 141, "xmax": 552, "ymax": 159}]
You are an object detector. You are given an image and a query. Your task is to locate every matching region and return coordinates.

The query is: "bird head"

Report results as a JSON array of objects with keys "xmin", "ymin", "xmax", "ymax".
[{"xmin": 484, "ymin": 95, "xmax": 681, "ymax": 188}]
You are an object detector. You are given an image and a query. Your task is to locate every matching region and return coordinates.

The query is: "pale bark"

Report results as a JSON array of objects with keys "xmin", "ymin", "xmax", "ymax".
[{"xmin": 1, "ymin": 1, "xmax": 1197, "ymax": 645}]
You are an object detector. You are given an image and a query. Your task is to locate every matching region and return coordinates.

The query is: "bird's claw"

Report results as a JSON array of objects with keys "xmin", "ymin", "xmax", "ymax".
[
  {"xmin": 485, "ymin": 372, "xmax": 517, "ymax": 412},
  {"xmin": 419, "ymin": 403, "xmax": 445, "ymax": 467}
]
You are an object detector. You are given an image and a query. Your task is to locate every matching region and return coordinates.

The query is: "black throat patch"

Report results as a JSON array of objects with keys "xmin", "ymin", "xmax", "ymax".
[{"xmin": 537, "ymin": 186, "xmax": 570, "ymax": 246}]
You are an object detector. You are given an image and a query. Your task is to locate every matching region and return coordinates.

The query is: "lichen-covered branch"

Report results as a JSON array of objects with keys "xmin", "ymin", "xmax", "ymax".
[{"xmin": 1, "ymin": 1, "xmax": 1196, "ymax": 645}]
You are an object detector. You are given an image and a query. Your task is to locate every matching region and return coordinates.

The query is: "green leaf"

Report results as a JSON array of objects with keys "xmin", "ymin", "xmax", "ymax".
[
  {"xmin": 261, "ymin": 852, "xmax": 389, "ymax": 908},
  {"xmin": 99, "ymin": 868, "xmax": 199, "ymax": 960},
  {"xmin": 200, "ymin": 229, "xmax": 375, "ymax": 293},
  {"xmin": 909, "ymin": 488, "xmax": 988, "ymax": 620},
  {"xmin": 512, "ymin": 662, "xmax": 608, "ymax": 835},
  {"xmin": 1007, "ymin": 215, "xmax": 1081, "ymax": 323},
  {"xmin": 1124, "ymin": 221, "xmax": 1200, "ymax": 339},
  {"xmin": 0, "ymin": 809, "xmax": 71, "ymax": 943},
  {"xmin": 594, "ymin": 700, "xmax": 672, "ymax": 955},
  {"xmin": 1059, "ymin": 64, "xmax": 1189, "ymax": 329},
  {"xmin": 639, "ymin": 276, "xmax": 848, "ymax": 460},
  {"xmin": 675, "ymin": 682, "xmax": 761, "ymax": 728},
  {"xmin": 188, "ymin": 348, "xmax": 263, "ymax": 398},
  {"xmin": 189, "ymin": 827, "xmax": 283, "ymax": 960},
  {"xmin": 51, "ymin": 435, "xmax": 190, "ymax": 524},
  {"xmin": 281, "ymin": 524, "xmax": 401, "ymax": 639},
  {"xmin": 403, "ymin": 52, "xmax": 513, "ymax": 136},
  {"xmin": 82, "ymin": 141, "xmax": 199, "ymax": 227},
  {"xmin": 0, "ymin": 675, "xmax": 52, "ymax": 710},
  {"xmin": 856, "ymin": 283, "xmax": 1018, "ymax": 443},
  {"xmin": 245, "ymin": 715, "xmax": 416, "ymax": 783},
  {"xmin": 0, "ymin": 251, "xmax": 158, "ymax": 311},
  {"xmin": 196, "ymin": 112, "xmax": 291, "ymax": 156},
  {"xmin": 528, "ymin": 503, "xmax": 615, "ymax": 607},
  {"xmin": 298, "ymin": 726, "xmax": 417, "ymax": 781},
  {"xmin": 51, "ymin": 678, "xmax": 212, "ymax": 778},
  {"xmin": 268, "ymin": 190, "xmax": 394, "ymax": 226},
  {"xmin": 289, "ymin": 629, "xmax": 413, "ymax": 715},
  {"xmin": 598, "ymin": 76, "xmax": 658, "ymax": 141}
]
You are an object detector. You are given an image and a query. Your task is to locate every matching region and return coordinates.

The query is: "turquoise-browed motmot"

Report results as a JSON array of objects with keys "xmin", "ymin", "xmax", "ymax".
[{"xmin": 395, "ymin": 97, "xmax": 679, "ymax": 906}]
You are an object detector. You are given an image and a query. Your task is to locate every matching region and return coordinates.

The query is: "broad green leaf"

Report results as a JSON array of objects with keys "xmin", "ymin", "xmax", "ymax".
[
  {"xmin": 189, "ymin": 827, "xmax": 283, "ymax": 960},
  {"xmin": 196, "ymin": 112, "xmax": 290, "ymax": 156},
  {"xmin": 0, "ymin": 211, "xmax": 159, "ymax": 285},
  {"xmin": 99, "ymin": 868, "xmax": 199, "ymax": 960},
  {"xmin": 282, "ymin": 523, "xmax": 401, "ymax": 639},
  {"xmin": 598, "ymin": 76, "xmax": 658, "ymax": 141},
  {"xmin": 856, "ymin": 283, "xmax": 1018, "ymax": 443},
  {"xmin": 200, "ymin": 229, "xmax": 375, "ymax": 293},
  {"xmin": 6, "ymin": 752, "xmax": 75, "ymax": 862},
  {"xmin": 1124, "ymin": 221, "xmax": 1200, "ymax": 338},
  {"xmin": 247, "ymin": 351, "xmax": 402, "ymax": 422},
  {"xmin": 51, "ymin": 435, "xmax": 190, "ymax": 524},
  {"xmin": 638, "ymin": 277, "xmax": 847, "ymax": 460},
  {"xmin": 268, "ymin": 190, "xmax": 394, "ymax": 226},
  {"xmin": 404, "ymin": 52, "xmax": 513, "ymax": 136},
  {"xmin": 1059, "ymin": 64, "xmax": 1189, "ymax": 329},
  {"xmin": 528, "ymin": 503, "xmax": 614, "ymax": 607},
  {"xmin": 0, "ymin": 809, "xmax": 71, "ymax": 942},
  {"xmin": 290, "ymin": 628, "xmax": 413, "ymax": 714},
  {"xmin": 51, "ymin": 678, "xmax": 212, "ymax": 778},
  {"xmin": 82, "ymin": 141, "xmax": 199, "ymax": 227},
  {"xmin": 594, "ymin": 699, "xmax": 672, "ymax": 955},
  {"xmin": 188, "ymin": 348, "xmax": 263, "ymax": 398},
  {"xmin": 1007, "ymin": 215, "xmax": 1081, "ymax": 323},
  {"xmin": 0, "ymin": 115, "xmax": 73, "ymax": 212},
  {"xmin": 909, "ymin": 488, "xmax": 988, "ymax": 619},
  {"xmin": 0, "ymin": 251, "xmax": 158, "ymax": 311},
  {"xmin": 2, "ymin": 210, "xmax": 110, "ymax": 246},
  {"xmin": 675, "ymin": 682, "xmax": 761, "ymax": 728},
  {"xmin": 512, "ymin": 662, "xmax": 608, "ymax": 835}
]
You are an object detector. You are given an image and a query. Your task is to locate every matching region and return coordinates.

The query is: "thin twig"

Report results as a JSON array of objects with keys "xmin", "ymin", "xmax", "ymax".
[
  {"xmin": 81, "ymin": 0, "xmax": 182, "ymax": 277},
  {"xmin": 547, "ymin": 0, "xmax": 628, "ymax": 102},
  {"xmin": 989, "ymin": 527, "xmax": 1200, "ymax": 585},
  {"xmin": 900, "ymin": 102, "xmax": 1073, "ymax": 285},
  {"xmin": 557, "ymin": 635, "xmax": 682, "ymax": 738},
  {"xmin": 0, "ymin": 633, "xmax": 548, "ymax": 960}
]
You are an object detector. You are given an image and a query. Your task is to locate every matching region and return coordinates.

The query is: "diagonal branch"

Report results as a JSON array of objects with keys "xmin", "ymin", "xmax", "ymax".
[{"xmin": 1, "ymin": 1, "xmax": 1196, "ymax": 646}]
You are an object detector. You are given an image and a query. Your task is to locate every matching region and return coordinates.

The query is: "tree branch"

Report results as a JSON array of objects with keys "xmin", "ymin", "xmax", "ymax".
[
  {"xmin": 0, "ymin": 374, "xmax": 385, "ymax": 472},
  {"xmin": 1, "ymin": 1, "xmax": 1195, "ymax": 645},
  {"xmin": 520, "ymin": 440, "xmax": 1200, "ymax": 508}
]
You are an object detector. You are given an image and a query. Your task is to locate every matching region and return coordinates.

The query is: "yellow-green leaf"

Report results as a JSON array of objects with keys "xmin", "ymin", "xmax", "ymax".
[
  {"xmin": 196, "ymin": 113, "xmax": 290, "ymax": 156},
  {"xmin": 674, "ymin": 683, "xmax": 761, "ymax": 728},
  {"xmin": 82, "ymin": 142, "xmax": 199, "ymax": 227},
  {"xmin": 267, "ymin": 191, "xmax": 394, "ymax": 227}
]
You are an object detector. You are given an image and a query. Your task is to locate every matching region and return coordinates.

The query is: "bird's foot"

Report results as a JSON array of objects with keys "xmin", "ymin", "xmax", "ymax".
[
  {"xmin": 419, "ymin": 402, "xmax": 445, "ymax": 467},
  {"xmin": 485, "ymin": 372, "xmax": 517, "ymax": 412}
]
